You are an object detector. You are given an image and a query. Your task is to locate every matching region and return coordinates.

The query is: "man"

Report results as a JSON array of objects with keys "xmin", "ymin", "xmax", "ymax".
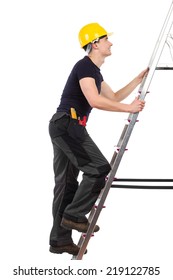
[{"xmin": 49, "ymin": 22, "xmax": 147, "ymax": 255}]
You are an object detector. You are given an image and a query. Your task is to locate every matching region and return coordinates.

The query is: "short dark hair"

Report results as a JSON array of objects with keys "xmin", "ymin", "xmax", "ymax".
[
  {"xmin": 83, "ymin": 35, "xmax": 107, "ymax": 52},
  {"xmin": 83, "ymin": 44, "xmax": 89, "ymax": 52}
]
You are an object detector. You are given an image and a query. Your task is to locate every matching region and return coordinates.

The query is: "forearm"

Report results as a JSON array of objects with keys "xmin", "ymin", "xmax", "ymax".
[
  {"xmin": 92, "ymin": 94, "xmax": 131, "ymax": 113},
  {"xmin": 114, "ymin": 77, "xmax": 140, "ymax": 102},
  {"xmin": 114, "ymin": 68, "xmax": 149, "ymax": 102}
]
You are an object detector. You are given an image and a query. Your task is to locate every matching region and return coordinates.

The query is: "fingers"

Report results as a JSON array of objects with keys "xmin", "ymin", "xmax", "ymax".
[
  {"xmin": 138, "ymin": 100, "xmax": 145, "ymax": 111},
  {"xmin": 135, "ymin": 96, "xmax": 145, "ymax": 106},
  {"xmin": 130, "ymin": 97, "xmax": 146, "ymax": 113},
  {"xmin": 143, "ymin": 67, "xmax": 149, "ymax": 78},
  {"xmin": 138, "ymin": 67, "xmax": 150, "ymax": 81},
  {"xmin": 134, "ymin": 98, "xmax": 145, "ymax": 111}
]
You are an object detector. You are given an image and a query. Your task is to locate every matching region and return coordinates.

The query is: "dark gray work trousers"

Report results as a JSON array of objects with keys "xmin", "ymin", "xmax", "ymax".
[{"xmin": 49, "ymin": 112, "xmax": 111, "ymax": 246}]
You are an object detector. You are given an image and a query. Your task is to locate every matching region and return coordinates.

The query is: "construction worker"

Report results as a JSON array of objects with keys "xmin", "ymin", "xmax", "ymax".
[{"xmin": 49, "ymin": 23, "xmax": 148, "ymax": 255}]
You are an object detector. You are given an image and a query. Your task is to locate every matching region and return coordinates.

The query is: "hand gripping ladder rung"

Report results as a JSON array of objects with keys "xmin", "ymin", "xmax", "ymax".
[{"xmin": 72, "ymin": 1, "xmax": 173, "ymax": 260}]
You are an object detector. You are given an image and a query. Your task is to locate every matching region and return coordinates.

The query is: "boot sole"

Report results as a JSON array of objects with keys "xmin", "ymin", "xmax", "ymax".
[
  {"xmin": 49, "ymin": 246, "xmax": 87, "ymax": 255},
  {"xmin": 61, "ymin": 218, "xmax": 100, "ymax": 233}
]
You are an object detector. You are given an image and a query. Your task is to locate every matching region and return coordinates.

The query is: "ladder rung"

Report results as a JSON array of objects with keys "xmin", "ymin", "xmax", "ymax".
[
  {"xmin": 113, "ymin": 178, "xmax": 173, "ymax": 182},
  {"xmin": 111, "ymin": 184, "xmax": 173, "ymax": 189},
  {"xmin": 112, "ymin": 178, "xmax": 173, "ymax": 189},
  {"xmin": 156, "ymin": 63, "xmax": 173, "ymax": 70},
  {"xmin": 156, "ymin": 66, "xmax": 173, "ymax": 70}
]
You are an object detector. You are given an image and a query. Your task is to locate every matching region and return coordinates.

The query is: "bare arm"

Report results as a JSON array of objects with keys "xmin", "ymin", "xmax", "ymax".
[
  {"xmin": 79, "ymin": 77, "xmax": 145, "ymax": 113},
  {"xmin": 101, "ymin": 68, "xmax": 149, "ymax": 102}
]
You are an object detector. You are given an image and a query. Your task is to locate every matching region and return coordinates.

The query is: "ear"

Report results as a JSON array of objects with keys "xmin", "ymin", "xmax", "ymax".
[{"xmin": 92, "ymin": 43, "xmax": 99, "ymax": 50}]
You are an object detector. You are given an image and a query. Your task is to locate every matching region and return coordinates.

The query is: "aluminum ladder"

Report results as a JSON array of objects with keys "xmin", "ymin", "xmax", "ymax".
[{"xmin": 72, "ymin": 1, "xmax": 173, "ymax": 260}]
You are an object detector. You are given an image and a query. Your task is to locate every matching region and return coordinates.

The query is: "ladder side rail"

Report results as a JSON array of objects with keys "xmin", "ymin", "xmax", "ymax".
[
  {"xmin": 145, "ymin": 19, "xmax": 173, "ymax": 92},
  {"xmin": 127, "ymin": 17, "xmax": 172, "ymax": 123},
  {"xmin": 128, "ymin": 3, "xmax": 173, "ymax": 110},
  {"xmin": 117, "ymin": 124, "xmax": 129, "ymax": 147},
  {"xmin": 71, "ymin": 191, "xmax": 104, "ymax": 260},
  {"xmin": 139, "ymin": 8, "xmax": 172, "ymax": 98},
  {"xmin": 148, "ymin": 1, "xmax": 173, "ymax": 67}
]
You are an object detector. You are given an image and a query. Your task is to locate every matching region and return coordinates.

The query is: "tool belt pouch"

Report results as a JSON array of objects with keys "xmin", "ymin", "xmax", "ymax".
[
  {"xmin": 67, "ymin": 118, "xmax": 85, "ymax": 142},
  {"xmin": 49, "ymin": 112, "xmax": 70, "ymax": 138}
]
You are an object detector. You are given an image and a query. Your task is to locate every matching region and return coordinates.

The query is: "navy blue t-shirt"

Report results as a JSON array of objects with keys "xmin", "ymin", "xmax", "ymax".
[{"xmin": 57, "ymin": 56, "xmax": 103, "ymax": 117}]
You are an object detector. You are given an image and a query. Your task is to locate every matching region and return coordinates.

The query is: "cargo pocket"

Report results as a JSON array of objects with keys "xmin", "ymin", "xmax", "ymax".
[
  {"xmin": 67, "ymin": 118, "xmax": 86, "ymax": 142},
  {"xmin": 49, "ymin": 112, "xmax": 70, "ymax": 138}
]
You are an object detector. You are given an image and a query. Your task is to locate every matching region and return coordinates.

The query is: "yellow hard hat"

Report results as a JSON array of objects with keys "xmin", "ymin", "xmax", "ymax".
[{"xmin": 78, "ymin": 22, "xmax": 112, "ymax": 48}]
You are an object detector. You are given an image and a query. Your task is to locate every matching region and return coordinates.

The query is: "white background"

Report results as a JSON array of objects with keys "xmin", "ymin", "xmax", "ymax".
[{"xmin": 0, "ymin": 0, "xmax": 173, "ymax": 279}]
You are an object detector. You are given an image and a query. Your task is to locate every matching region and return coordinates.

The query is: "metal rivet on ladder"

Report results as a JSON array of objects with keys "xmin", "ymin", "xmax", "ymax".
[
  {"xmin": 138, "ymin": 90, "xmax": 150, "ymax": 94},
  {"xmin": 127, "ymin": 119, "xmax": 139, "ymax": 123},
  {"xmin": 94, "ymin": 205, "xmax": 106, "ymax": 209},
  {"xmin": 106, "ymin": 176, "xmax": 117, "ymax": 181},
  {"xmin": 116, "ymin": 148, "xmax": 128, "ymax": 151},
  {"xmin": 82, "ymin": 233, "xmax": 94, "ymax": 238}
]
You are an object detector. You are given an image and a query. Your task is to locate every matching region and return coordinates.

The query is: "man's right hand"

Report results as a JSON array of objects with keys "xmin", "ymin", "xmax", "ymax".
[{"xmin": 129, "ymin": 96, "xmax": 145, "ymax": 113}]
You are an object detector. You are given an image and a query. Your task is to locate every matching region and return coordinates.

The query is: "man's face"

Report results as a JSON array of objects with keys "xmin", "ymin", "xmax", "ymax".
[{"xmin": 97, "ymin": 36, "xmax": 113, "ymax": 56}]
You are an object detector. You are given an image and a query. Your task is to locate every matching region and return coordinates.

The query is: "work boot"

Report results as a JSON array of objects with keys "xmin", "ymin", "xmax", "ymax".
[
  {"xmin": 49, "ymin": 243, "xmax": 87, "ymax": 255},
  {"xmin": 61, "ymin": 217, "xmax": 100, "ymax": 233}
]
